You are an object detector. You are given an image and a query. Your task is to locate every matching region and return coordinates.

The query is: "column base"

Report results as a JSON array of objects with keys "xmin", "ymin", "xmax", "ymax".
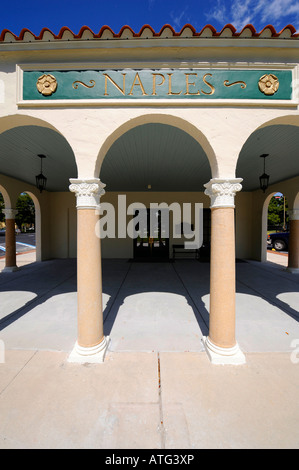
[
  {"xmin": 202, "ymin": 336, "xmax": 246, "ymax": 365},
  {"xmin": 286, "ymin": 267, "xmax": 299, "ymax": 274},
  {"xmin": 1, "ymin": 266, "xmax": 19, "ymax": 273},
  {"xmin": 68, "ymin": 336, "xmax": 110, "ymax": 364}
]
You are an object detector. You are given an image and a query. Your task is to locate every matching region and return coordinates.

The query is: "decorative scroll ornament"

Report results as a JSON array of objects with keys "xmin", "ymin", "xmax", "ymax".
[
  {"xmin": 69, "ymin": 178, "xmax": 106, "ymax": 209},
  {"xmin": 258, "ymin": 74, "xmax": 279, "ymax": 96},
  {"xmin": 72, "ymin": 80, "xmax": 96, "ymax": 89},
  {"xmin": 224, "ymin": 80, "xmax": 246, "ymax": 89},
  {"xmin": 36, "ymin": 74, "xmax": 58, "ymax": 96},
  {"xmin": 204, "ymin": 178, "xmax": 243, "ymax": 208}
]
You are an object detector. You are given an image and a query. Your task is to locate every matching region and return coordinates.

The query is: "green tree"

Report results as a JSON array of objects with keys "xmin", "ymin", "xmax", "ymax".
[
  {"xmin": 15, "ymin": 194, "xmax": 35, "ymax": 231},
  {"xmin": 268, "ymin": 195, "xmax": 288, "ymax": 230}
]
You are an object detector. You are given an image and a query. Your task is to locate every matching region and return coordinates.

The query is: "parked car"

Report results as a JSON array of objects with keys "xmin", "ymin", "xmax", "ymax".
[
  {"xmin": 267, "ymin": 232, "xmax": 289, "ymax": 251},
  {"xmin": 0, "ymin": 228, "xmax": 5, "ymax": 236}
]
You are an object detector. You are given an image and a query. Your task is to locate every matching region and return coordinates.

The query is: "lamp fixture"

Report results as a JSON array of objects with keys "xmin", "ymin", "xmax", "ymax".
[
  {"xmin": 259, "ymin": 154, "xmax": 269, "ymax": 193},
  {"xmin": 36, "ymin": 154, "xmax": 47, "ymax": 193}
]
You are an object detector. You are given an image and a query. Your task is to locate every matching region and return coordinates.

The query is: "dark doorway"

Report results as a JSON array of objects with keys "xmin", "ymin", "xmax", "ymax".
[{"xmin": 133, "ymin": 208, "xmax": 169, "ymax": 259}]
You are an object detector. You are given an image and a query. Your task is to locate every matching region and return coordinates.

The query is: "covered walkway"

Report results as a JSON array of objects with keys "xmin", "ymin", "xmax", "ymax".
[
  {"xmin": 1, "ymin": 256, "xmax": 298, "ymax": 353},
  {"xmin": 0, "ymin": 256, "xmax": 299, "ymax": 448}
]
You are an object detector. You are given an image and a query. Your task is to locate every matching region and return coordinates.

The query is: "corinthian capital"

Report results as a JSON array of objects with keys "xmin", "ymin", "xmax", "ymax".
[
  {"xmin": 289, "ymin": 209, "xmax": 299, "ymax": 221},
  {"xmin": 3, "ymin": 208, "xmax": 18, "ymax": 219},
  {"xmin": 69, "ymin": 178, "xmax": 106, "ymax": 209},
  {"xmin": 204, "ymin": 178, "xmax": 243, "ymax": 208}
]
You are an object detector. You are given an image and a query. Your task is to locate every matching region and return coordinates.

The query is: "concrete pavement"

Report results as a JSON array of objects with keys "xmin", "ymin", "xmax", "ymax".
[{"xmin": 0, "ymin": 252, "xmax": 299, "ymax": 449}]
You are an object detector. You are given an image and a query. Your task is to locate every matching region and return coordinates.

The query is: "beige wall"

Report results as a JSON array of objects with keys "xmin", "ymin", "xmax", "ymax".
[
  {"xmin": 1, "ymin": 174, "xmax": 298, "ymax": 262},
  {"xmin": 48, "ymin": 192, "xmax": 77, "ymax": 259},
  {"xmin": 235, "ymin": 192, "xmax": 254, "ymax": 259},
  {"xmin": 1, "ymin": 38, "xmax": 299, "ymax": 183}
]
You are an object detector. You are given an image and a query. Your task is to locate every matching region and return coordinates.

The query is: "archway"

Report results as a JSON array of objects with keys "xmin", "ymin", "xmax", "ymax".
[
  {"xmin": 261, "ymin": 192, "xmax": 289, "ymax": 264},
  {"xmin": 98, "ymin": 120, "xmax": 213, "ymax": 260},
  {"xmin": 236, "ymin": 118, "xmax": 299, "ymax": 262},
  {"xmin": 13, "ymin": 192, "xmax": 40, "ymax": 264},
  {"xmin": 0, "ymin": 115, "xmax": 78, "ymax": 262},
  {"xmin": 89, "ymin": 116, "xmax": 225, "ymax": 350},
  {"xmin": 95, "ymin": 113, "xmax": 217, "ymax": 178}
]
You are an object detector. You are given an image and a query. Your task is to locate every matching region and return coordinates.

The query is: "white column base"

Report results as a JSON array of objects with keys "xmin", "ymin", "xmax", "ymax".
[
  {"xmin": 202, "ymin": 336, "xmax": 246, "ymax": 365},
  {"xmin": 68, "ymin": 336, "xmax": 110, "ymax": 364},
  {"xmin": 1, "ymin": 266, "xmax": 19, "ymax": 273},
  {"xmin": 286, "ymin": 267, "xmax": 299, "ymax": 274}
]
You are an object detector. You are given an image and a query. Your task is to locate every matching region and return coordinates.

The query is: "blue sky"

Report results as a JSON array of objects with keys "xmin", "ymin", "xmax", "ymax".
[{"xmin": 1, "ymin": 0, "xmax": 299, "ymax": 36}]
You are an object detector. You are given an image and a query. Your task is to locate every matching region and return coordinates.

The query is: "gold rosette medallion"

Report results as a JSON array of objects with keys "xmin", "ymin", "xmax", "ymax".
[
  {"xmin": 258, "ymin": 74, "xmax": 279, "ymax": 96},
  {"xmin": 36, "ymin": 74, "xmax": 58, "ymax": 96}
]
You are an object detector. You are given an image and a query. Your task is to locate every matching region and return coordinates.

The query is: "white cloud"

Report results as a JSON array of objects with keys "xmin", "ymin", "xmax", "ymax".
[
  {"xmin": 205, "ymin": 0, "xmax": 299, "ymax": 31},
  {"xmin": 170, "ymin": 7, "xmax": 190, "ymax": 30},
  {"xmin": 205, "ymin": 0, "xmax": 227, "ymax": 24}
]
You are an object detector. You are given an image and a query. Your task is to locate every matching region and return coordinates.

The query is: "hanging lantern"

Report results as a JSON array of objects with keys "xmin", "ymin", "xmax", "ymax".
[
  {"xmin": 259, "ymin": 154, "xmax": 269, "ymax": 193},
  {"xmin": 36, "ymin": 154, "xmax": 47, "ymax": 193}
]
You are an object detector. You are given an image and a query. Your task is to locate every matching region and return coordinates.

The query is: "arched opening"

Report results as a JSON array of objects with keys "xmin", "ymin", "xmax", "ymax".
[
  {"xmin": 99, "ymin": 121, "xmax": 213, "ymax": 260},
  {"xmin": 0, "ymin": 116, "xmax": 78, "ymax": 262},
  {"xmin": 95, "ymin": 117, "xmax": 214, "ymax": 351},
  {"xmin": 236, "ymin": 119, "xmax": 299, "ymax": 262},
  {"xmin": 96, "ymin": 113, "xmax": 217, "ymax": 177},
  {"xmin": 261, "ymin": 192, "xmax": 289, "ymax": 265},
  {"xmin": 13, "ymin": 192, "xmax": 40, "ymax": 265}
]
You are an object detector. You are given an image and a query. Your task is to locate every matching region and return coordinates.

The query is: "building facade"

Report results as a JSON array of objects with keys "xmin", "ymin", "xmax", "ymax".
[{"xmin": 0, "ymin": 23, "xmax": 299, "ymax": 364}]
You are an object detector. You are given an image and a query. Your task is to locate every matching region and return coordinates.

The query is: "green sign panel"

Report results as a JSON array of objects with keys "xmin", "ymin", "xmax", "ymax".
[{"xmin": 22, "ymin": 69, "xmax": 292, "ymax": 101}]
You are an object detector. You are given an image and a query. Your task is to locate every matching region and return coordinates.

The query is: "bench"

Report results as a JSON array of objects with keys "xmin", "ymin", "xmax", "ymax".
[{"xmin": 172, "ymin": 244, "xmax": 200, "ymax": 260}]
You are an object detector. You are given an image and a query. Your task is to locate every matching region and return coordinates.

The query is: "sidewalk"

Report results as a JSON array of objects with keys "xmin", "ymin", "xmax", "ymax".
[{"xmin": 0, "ymin": 252, "xmax": 298, "ymax": 449}]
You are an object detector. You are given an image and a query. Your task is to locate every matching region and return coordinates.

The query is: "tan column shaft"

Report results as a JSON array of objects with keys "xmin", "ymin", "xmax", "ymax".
[
  {"xmin": 77, "ymin": 208, "xmax": 103, "ymax": 348},
  {"xmin": 288, "ymin": 218, "xmax": 299, "ymax": 270},
  {"xmin": 5, "ymin": 218, "xmax": 17, "ymax": 268},
  {"xmin": 69, "ymin": 178, "xmax": 107, "ymax": 363},
  {"xmin": 209, "ymin": 207, "xmax": 236, "ymax": 348},
  {"xmin": 203, "ymin": 178, "xmax": 244, "ymax": 365}
]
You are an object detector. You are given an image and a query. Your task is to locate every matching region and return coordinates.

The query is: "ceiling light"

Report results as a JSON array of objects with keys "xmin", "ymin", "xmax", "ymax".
[
  {"xmin": 36, "ymin": 154, "xmax": 47, "ymax": 193},
  {"xmin": 259, "ymin": 154, "xmax": 269, "ymax": 193}
]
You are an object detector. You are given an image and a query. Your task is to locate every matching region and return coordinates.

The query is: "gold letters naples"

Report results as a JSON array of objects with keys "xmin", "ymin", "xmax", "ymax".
[
  {"xmin": 67, "ymin": 70, "xmax": 272, "ymax": 98},
  {"xmin": 76, "ymin": 71, "xmax": 217, "ymax": 97}
]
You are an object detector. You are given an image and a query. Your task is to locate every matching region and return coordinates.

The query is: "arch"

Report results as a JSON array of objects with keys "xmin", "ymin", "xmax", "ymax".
[
  {"xmin": 261, "ymin": 192, "xmax": 277, "ymax": 262},
  {"xmin": 292, "ymin": 191, "xmax": 299, "ymax": 210},
  {"xmin": 0, "ymin": 114, "xmax": 68, "ymax": 140},
  {"xmin": 0, "ymin": 114, "xmax": 78, "ymax": 180},
  {"xmin": 236, "ymin": 116, "xmax": 299, "ymax": 191},
  {"xmin": 256, "ymin": 115, "xmax": 299, "ymax": 131},
  {"xmin": 261, "ymin": 191, "xmax": 290, "ymax": 262},
  {"xmin": 95, "ymin": 113, "xmax": 217, "ymax": 178},
  {"xmin": 0, "ymin": 183, "xmax": 11, "ymax": 208},
  {"xmin": 0, "ymin": 115, "xmax": 78, "ymax": 192},
  {"xmin": 21, "ymin": 191, "xmax": 41, "ymax": 262}
]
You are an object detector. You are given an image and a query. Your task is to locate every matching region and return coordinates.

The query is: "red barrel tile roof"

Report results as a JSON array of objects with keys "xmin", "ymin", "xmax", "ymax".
[{"xmin": 0, "ymin": 24, "xmax": 298, "ymax": 41}]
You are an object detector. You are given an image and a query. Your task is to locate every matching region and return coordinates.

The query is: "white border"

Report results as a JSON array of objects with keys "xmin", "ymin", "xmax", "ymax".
[{"xmin": 17, "ymin": 62, "xmax": 298, "ymax": 107}]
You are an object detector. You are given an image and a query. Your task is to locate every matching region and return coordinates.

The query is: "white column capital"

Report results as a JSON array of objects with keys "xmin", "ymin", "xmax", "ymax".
[
  {"xmin": 204, "ymin": 178, "xmax": 243, "ymax": 208},
  {"xmin": 3, "ymin": 208, "xmax": 17, "ymax": 219},
  {"xmin": 289, "ymin": 209, "xmax": 299, "ymax": 221},
  {"xmin": 69, "ymin": 178, "xmax": 106, "ymax": 209}
]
